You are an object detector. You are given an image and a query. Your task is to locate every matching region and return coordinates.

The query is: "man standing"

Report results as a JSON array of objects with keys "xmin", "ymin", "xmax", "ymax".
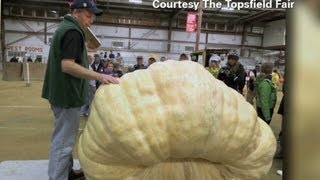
[
  {"xmin": 41, "ymin": 1, "xmax": 119, "ymax": 180},
  {"xmin": 218, "ymin": 53, "xmax": 246, "ymax": 94},
  {"xmin": 91, "ymin": 54, "xmax": 104, "ymax": 73},
  {"xmin": 115, "ymin": 52, "xmax": 123, "ymax": 66},
  {"xmin": 246, "ymin": 64, "xmax": 261, "ymax": 105},
  {"xmin": 91, "ymin": 54, "xmax": 104, "ymax": 89},
  {"xmin": 109, "ymin": 50, "xmax": 115, "ymax": 61},
  {"xmin": 131, "ymin": 56, "xmax": 147, "ymax": 71}
]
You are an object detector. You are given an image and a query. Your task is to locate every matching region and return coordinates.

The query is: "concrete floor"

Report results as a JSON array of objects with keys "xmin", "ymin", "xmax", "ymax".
[
  {"xmin": 0, "ymin": 79, "xmax": 282, "ymax": 179},
  {"xmin": 0, "ymin": 160, "xmax": 81, "ymax": 180}
]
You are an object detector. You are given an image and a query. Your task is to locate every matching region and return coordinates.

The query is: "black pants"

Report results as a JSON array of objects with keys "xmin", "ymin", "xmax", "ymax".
[
  {"xmin": 257, "ymin": 107, "xmax": 274, "ymax": 124},
  {"xmin": 277, "ymin": 96, "xmax": 285, "ymax": 156}
]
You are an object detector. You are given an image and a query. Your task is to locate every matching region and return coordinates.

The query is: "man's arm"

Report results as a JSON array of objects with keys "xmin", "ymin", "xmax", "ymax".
[
  {"xmin": 61, "ymin": 59, "xmax": 118, "ymax": 84},
  {"xmin": 60, "ymin": 30, "xmax": 118, "ymax": 84}
]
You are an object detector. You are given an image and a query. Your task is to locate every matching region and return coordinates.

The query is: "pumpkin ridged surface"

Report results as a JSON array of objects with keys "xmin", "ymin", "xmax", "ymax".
[{"xmin": 78, "ymin": 60, "xmax": 276, "ymax": 180}]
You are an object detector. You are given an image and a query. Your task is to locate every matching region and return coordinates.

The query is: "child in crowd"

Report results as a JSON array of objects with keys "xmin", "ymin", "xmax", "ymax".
[{"xmin": 103, "ymin": 62, "xmax": 122, "ymax": 78}]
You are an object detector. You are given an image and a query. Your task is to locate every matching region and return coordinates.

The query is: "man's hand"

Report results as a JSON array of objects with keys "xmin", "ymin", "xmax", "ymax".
[{"xmin": 98, "ymin": 74, "xmax": 119, "ymax": 84}]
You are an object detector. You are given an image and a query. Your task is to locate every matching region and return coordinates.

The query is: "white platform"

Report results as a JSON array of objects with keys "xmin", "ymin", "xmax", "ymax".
[{"xmin": 0, "ymin": 160, "xmax": 81, "ymax": 180}]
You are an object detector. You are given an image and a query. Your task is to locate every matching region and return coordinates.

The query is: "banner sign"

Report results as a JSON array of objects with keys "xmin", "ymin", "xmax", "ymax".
[{"xmin": 186, "ymin": 12, "xmax": 197, "ymax": 32}]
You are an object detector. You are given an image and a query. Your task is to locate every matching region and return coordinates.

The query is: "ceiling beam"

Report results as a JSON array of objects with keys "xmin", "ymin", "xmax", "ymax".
[
  {"xmin": 230, "ymin": 10, "xmax": 273, "ymax": 24},
  {"xmin": 3, "ymin": 1, "xmax": 285, "ymax": 26},
  {"xmin": 171, "ymin": 9, "xmax": 186, "ymax": 20}
]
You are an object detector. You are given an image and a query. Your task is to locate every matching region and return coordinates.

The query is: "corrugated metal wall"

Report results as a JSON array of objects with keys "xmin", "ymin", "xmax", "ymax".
[{"xmin": 4, "ymin": 18, "xmax": 281, "ymax": 67}]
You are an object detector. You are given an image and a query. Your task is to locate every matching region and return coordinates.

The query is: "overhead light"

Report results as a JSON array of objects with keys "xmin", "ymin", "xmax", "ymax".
[
  {"xmin": 129, "ymin": 0, "xmax": 142, "ymax": 4},
  {"xmin": 50, "ymin": 10, "xmax": 57, "ymax": 14},
  {"xmin": 221, "ymin": 7, "xmax": 235, "ymax": 11}
]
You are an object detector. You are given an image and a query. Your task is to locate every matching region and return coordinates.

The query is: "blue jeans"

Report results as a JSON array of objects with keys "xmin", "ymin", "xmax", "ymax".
[
  {"xmin": 48, "ymin": 105, "xmax": 81, "ymax": 180},
  {"xmin": 81, "ymin": 85, "xmax": 96, "ymax": 115}
]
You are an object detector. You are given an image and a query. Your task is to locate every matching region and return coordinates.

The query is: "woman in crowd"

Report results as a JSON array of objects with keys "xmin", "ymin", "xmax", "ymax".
[{"xmin": 206, "ymin": 55, "xmax": 221, "ymax": 78}]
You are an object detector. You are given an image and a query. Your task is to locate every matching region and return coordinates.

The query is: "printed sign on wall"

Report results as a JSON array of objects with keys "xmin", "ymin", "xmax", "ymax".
[
  {"xmin": 186, "ymin": 12, "xmax": 197, "ymax": 32},
  {"xmin": 6, "ymin": 45, "xmax": 43, "ymax": 53}
]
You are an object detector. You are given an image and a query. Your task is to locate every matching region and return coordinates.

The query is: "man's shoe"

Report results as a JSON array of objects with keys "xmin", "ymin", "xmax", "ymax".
[
  {"xmin": 276, "ymin": 169, "xmax": 283, "ymax": 176},
  {"xmin": 68, "ymin": 169, "xmax": 85, "ymax": 180},
  {"xmin": 80, "ymin": 113, "xmax": 88, "ymax": 117}
]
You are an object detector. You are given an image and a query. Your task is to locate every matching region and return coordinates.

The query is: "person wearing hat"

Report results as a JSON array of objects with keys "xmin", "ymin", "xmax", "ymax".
[
  {"xmin": 132, "ymin": 56, "xmax": 147, "ymax": 71},
  {"xmin": 42, "ymin": 1, "xmax": 119, "ymax": 179},
  {"xmin": 148, "ymin": 54, "xmax": 157, "ymax": 67},
  {"xmin": 206, "ymin": 55, "xmax": 221, "ymax": 78},
  {"xmin": 217, "ymin": 52, "xmax": 246, "ymax": 94}
]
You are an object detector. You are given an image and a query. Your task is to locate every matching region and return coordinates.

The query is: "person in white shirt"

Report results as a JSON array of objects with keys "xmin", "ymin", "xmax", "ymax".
[
  {"xmin": 81, "ymin": 55, "xmax": 97, "ymax": 117},
  {"xmin": 115, "ymin": 52, "xmax": 123, "ymax": 66}
]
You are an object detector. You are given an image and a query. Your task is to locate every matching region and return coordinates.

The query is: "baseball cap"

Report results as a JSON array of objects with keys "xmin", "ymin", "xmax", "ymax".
[
  {"xmin": 149, "ymin": 54, "xmax": 157, "ymax": 60},
  {"xmin": 227, "ymin": 50, "xmax": 239, "ymax": 60},
  {"xmin": 228, "ymin": 50, "xmax": 239, "ymax": 57},
  {"xmin": 70, "ymin": 0, "xmax": 103, "ymax": 16},
  {"xmin": 210, "ymin": 55, "xmax": 221, "ymax": 62}
]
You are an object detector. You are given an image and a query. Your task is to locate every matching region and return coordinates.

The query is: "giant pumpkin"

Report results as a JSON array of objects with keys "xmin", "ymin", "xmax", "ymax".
[{"xmin": 78, "ymin": 60, "xmax": 276, "ymax": 180}]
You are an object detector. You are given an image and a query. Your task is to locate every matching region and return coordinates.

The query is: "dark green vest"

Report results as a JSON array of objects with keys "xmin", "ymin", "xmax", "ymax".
[{"xmin": 42, "ymin": 15, "xmax": 88, "ymax": 108}]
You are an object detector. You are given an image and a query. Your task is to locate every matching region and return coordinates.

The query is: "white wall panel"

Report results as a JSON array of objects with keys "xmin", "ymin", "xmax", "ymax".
[
  {"xmin": 46, "ymin": 22, "xmax": 60, "ymax": 33},
  {"xmin": 5, "ymin": 19, "xmax": 44, "ymax": 32},
  {"xmin": 100, "ymin": 38, "xmax": 129, "ymax": 49},
  {"xmin": 245, "ymin": 36, "xmax": 262, "ymax": 46},
  {"xmin": 92, "ymin": 25, "xmax": 129, "ymax": 38},
  {"xmin": 169, "ymin": 43, "xmax": 206, "ymax": 53},
  {"xmin": 130, "ymin": 40, "xmax": 167, "ymax": 52},
  {"xmin": 171, "ymin": 31, "xmax": 206, "ymax": 43},
  {"xmin": 239, "ymin": 57, "xmax": 257, "ymax": 71},
  {"xmin": 208, "ymin": 34, "xmax": 242, "ymax": 45},
  {"xmin": 199, "ymin": 44, "xmax": 206, "ymax": 50},
  {"xmin": 170, "ymin": 42, "xmax": 196, "ymax": 53},
  {"xmin": 263, "ymin": 19, "xmax": 285, "ymax": 47},
  {"xmin": 8, "ymin": 36, "xmax": 45, "ymax": 47},
  {"xmin": 5, "ymin": 33, "xmax": 28, "ymax": 44},
  {"xmin": 131, "ymin": 28, "xmax": 168, "ymax": 40},
  {"xmin": 242, "ymin": 49, "xmax": 250, "ymax": 57},
  {"xmin": 206, "ymin": 44, "xmax": 240, "ymax": 50}
]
